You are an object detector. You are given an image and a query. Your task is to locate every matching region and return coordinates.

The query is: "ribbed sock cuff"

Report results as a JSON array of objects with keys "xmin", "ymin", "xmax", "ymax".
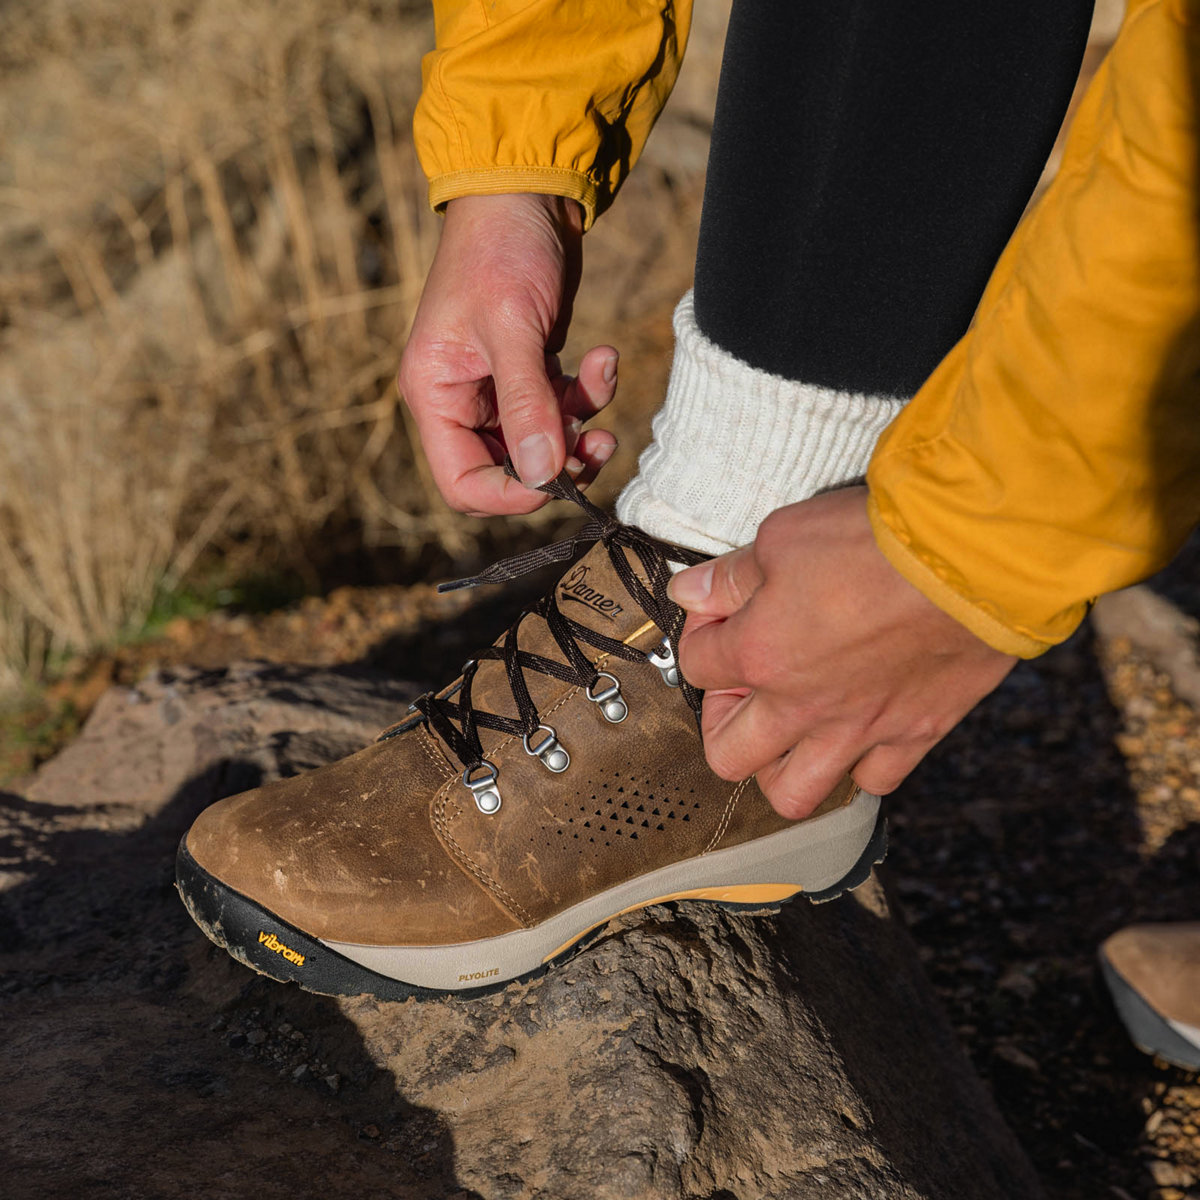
[{"xmin": 616, "ymin": 291, "xmax": 909, "ymax": 554}]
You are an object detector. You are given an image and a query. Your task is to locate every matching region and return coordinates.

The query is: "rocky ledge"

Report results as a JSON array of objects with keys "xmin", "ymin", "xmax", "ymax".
[{"xmin": 0, "ymin": 662, "xmax": 1041, "ymax": 1199}]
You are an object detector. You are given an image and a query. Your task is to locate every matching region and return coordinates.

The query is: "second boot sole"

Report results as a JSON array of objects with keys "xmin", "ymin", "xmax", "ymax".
[{"xmin": 1099, "ymin": 952, "xmax": 1200, "ymax": 1072}]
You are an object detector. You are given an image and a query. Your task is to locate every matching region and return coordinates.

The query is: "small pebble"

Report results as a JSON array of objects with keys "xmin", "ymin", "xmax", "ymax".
[
  {"xmin": 997, "ymin": 965, "xmax": 1037, "ymax": 1000},
  {"xmin": 994, "ymin": 1043, "xmax": 1040, "ymax": 1074},
  {"xmin": 1149, "ymin": 1161, "xmax": 1193, "ymax": 1188}
]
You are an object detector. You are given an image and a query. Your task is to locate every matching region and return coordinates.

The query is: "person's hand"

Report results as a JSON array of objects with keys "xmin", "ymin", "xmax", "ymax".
[
  {"xmin": 667, "ymin": 486, "xmax": 1018, "ymax": 818},
  {"xmin": 397, "ymin": 193, "xmax": 619, "ymax": 516}
]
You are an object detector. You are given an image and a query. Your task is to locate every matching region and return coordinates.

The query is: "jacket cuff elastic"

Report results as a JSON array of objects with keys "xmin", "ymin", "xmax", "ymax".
[
  {"xmin": 866, "ymin": 495, "xmax": 1076, "ymax": 659},
  {"xmin": 428, "ymin": 167, "xmax": 601, "ymax": 230}
]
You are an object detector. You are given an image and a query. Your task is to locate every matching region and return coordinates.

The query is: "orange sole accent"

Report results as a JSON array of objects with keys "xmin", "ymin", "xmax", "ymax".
[{"xmin": 540, "ymin": 883, "xmax": 801, "ymax": 964}]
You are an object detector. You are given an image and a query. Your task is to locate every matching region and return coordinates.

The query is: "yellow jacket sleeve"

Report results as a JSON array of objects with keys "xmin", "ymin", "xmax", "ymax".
[
  {"xmin": 867, "ymin": 0, "xmax": 1200, "ymax": 658},
  {"xmin": 414, "ymin": 1, "xmax": 692, "ymax": 230}
]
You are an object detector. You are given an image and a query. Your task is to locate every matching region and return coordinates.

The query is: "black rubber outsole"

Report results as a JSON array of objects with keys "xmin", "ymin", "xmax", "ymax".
[
  {"xmin": 176, "ymin": 812, "xmax": 888, "ymax": 1003},
  {"xmin": 1099, "ymin": 953, "xmax": 1200, "ymax": 1073}
]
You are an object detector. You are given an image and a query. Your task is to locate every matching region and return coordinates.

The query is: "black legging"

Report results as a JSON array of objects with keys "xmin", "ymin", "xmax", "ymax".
[{"xmin": 693, "ymin": 0, "xmax": 1096, "ymax": 397}]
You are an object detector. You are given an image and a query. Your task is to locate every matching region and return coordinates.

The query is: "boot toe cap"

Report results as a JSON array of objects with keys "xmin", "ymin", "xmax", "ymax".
[{"xmin": 182, "ymin": 739, "xmax": 520, "ymax": 945}]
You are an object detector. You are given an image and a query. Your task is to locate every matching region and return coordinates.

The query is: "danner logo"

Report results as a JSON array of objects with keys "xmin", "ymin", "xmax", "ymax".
[
  {"xmin": 558, "ymin": 564, "xmax": 624, "ymax": 621},
  {"xmin": 258, "ymin": 930, "xmax": 306, "ymax": 967},
  {"xmin": 458, "ymin": 967, "xmax": 500, "ymax": 983}
]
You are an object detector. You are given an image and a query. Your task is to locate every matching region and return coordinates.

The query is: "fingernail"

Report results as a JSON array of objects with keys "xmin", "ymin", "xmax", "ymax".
[
  {"xmin": 667, "ymin": 562, "xmax": 713, "ymax": 607},
  {"xmin": 565, "ymin": 455, "xmax": 584, "ymax": 476},
  {"xmin": 602, "ymin": 353, "xmax": 618, "ymax": 384},
  {"xmin": 515, "ymin": 432, "xmax": 556, "ymax": 487},
  {"xmin": 562, "ymin": 415, "xmax": 583, "ymax": 442},
  {"xmin": 593, "ymin": 440, "xmax": 616, "ymax": 464}
]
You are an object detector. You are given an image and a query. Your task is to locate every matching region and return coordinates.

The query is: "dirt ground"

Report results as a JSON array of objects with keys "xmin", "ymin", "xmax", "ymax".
[{"xmin": 889, "ymin": 549, "xmax": 1200, "ymax": 1200}]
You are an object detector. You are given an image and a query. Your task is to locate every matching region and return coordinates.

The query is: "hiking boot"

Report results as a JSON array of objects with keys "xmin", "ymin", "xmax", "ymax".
[
  {"xmin": 1100, "ymin": 922, "xmax": 1200, "ymax": 1071},
  {"xmin": 177, "ymin": 469, "xmax": 885, "ymax": 1000}
]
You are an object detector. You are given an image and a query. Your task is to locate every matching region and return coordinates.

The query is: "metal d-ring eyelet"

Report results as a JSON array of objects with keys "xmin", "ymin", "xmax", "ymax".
[
  {"xmin": 523, "ymin": 724, "xmax": 570, "ymax": 773},
  {"xmin": 646, "ymin": 636, "xmax": 681, "ymax": 688},
  {"xmin": 463, "ymin": 760, "xmax": 502, "ymax": 814},
  {"xmin": 586, "ymin": 671, "xmax": 628, "ymax": 723}
]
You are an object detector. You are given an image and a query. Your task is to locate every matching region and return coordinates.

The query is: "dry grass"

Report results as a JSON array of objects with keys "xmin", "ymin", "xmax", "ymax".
[
  {"xmin": 0, "ymin": 0, "xmax": 716, "ymax": 689},
  {"xmin": 0, "ymin": 0, "xmax": 437, "ymax": 685}
]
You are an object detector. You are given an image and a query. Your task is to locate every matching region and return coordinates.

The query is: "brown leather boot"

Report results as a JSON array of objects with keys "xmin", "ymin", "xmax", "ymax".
[
  {"xmin": 177, "ymin": 470, "xmax": 884, "ymax": 999},
  {"xmin": 1100, "ymin": 922, "xmax": 1200, "ymax": 1070}
]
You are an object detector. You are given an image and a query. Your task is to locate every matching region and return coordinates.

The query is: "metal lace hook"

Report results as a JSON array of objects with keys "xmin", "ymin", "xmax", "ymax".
[
  {"xmin": 523, "ymin": 724, "xmax": 570, "ymax": 772},
  {"xmin": 646, "ymin": 636, "xmax": 681, "ymax": 688},
  {"xmin": 463, "ymin": 760, "xmax": 502, "ymax": 814},
  {"xmin": 586, "ymin": 671, "xmax": 628, "ymax": 723}
]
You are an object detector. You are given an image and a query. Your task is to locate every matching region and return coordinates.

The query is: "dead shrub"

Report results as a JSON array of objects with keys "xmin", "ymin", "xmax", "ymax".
[{"xmin": 0, "ymin": 0, "xmax": 720, "ymax": 686}]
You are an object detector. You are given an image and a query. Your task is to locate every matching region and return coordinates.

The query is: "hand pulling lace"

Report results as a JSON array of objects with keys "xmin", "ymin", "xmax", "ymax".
[{"xmin": 409, "ymin": 462, "xmax": 709, "ymax": 781}]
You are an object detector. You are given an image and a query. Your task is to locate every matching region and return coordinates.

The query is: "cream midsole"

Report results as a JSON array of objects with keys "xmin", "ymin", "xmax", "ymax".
[
  {"xmin": 322, "ymin": 789, "xmax": 880, "ymax": 991},
  {"xmin": 1167, "ymin": 1016, "xmax": 1200, "ymax": 1048}
]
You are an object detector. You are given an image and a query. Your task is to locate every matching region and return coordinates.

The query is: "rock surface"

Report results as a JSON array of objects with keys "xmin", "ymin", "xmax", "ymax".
[{"xmin": 0, "ymin": 663, "xmax": 1042, "ymax": 1199}]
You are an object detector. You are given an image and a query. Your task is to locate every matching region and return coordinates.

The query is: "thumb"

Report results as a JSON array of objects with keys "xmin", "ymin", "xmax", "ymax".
[
  {"xmin": 667, "ymin": 545, "xmax": 764, "ymax": 618},
  {"xmin": 488, "ymin": 338, "xmax": 566, "ymax": 489}
]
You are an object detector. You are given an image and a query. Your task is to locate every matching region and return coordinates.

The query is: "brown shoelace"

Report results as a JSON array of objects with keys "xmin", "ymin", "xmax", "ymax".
[{"xmin": 408, "ymin": 464, "xmax": 709, "ymax": 777}]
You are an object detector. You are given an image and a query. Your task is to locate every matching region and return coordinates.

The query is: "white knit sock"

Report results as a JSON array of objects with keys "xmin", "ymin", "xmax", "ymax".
[{"xmin": 616, "ymin": 291, "xmax": 909, "ymax": 554}]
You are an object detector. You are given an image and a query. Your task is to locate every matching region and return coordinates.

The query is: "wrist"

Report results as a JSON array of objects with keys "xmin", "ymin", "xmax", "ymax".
[{"xmin": 444, "ymin": 192, "xmax": 583, "ymax": 236}]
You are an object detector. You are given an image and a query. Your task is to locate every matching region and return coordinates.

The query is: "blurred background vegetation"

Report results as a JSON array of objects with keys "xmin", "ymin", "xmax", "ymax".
[
  {"xmin": 0, "ymin": 0, "xmax": 1124, "ymax": 751},
  {"xmin": 0, "ymin": 0, "xmax": 732, "ymax": 697}
]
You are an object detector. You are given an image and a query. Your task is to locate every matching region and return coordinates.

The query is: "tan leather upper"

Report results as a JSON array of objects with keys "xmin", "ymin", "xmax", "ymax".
[
  {"xmin": 186, "ymin": 732, "xmax": 520, "ymax": 944},
  {"xmin": 186, "ymin": 542, "xmax": 853, "ymax": 946}
]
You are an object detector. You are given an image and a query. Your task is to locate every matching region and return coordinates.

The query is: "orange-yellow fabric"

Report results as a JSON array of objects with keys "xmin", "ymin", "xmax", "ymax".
[
  {"xmin": 868, "ymin": 0, "xmax": 1200, "ymax": 657},
  {"xmin": 415, "ymin": 1, "xmax": 693, "ymax": 230}
]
